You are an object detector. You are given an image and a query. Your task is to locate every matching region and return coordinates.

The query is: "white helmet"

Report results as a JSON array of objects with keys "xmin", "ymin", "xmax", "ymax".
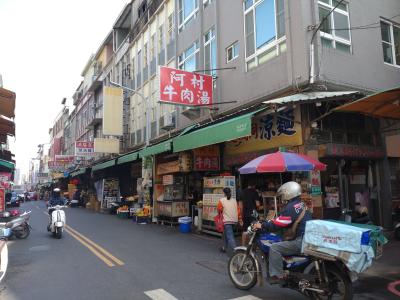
[
  {"xmin": 53, "ymin": 188, "xmax": 61, "ymax": 192},
  {"xmin": 277, "ymin": 181, "xmax": 301, "ymax": 203}
]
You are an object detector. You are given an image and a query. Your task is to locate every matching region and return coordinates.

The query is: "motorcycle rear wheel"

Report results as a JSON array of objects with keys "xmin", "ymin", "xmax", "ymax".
[
  {"xmin": 55, "ymin": 228, "xmax": 62, "ymax": 239},
  {"xmin": 309, "ymin": 265, "xmax": 353, "ymax": 300},
  {"xmin": 14, "ymin": 224, "xmax": 30, "ymax": 239},
  {"xmin": 228, "ymin": 249, "xmax": 258, "ymax": 290}
]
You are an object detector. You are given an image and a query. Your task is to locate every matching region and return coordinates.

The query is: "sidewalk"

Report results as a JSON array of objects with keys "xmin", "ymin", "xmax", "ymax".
[{"xmin": 353, "ymin": 239, "xmax": 400, "ymax": 299}]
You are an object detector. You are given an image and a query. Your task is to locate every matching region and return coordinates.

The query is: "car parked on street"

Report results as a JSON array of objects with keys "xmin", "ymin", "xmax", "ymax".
[{"xmin": 6, "ymin": 192, "xmax": 21, "ymax": 208}]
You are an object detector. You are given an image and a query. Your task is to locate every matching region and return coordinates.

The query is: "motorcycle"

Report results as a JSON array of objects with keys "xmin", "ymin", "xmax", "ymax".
[
  {"xmin": 47, "ymin": 205, "xmax": 67, "ymax": 239},
  {"xmin": 0, "ymin": 211, "xmax": 31, "ymax": 240},
  {"xmin": 228, "ymin": 215, "xmax": 354, "ymax": 299},
  {"xmin": 0, "ymin": 209, "xmax": 21, "ymax": 222}
]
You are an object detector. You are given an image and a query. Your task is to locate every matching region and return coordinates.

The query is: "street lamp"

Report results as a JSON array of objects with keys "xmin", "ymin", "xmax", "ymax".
[{"xmin": 109, "ymin": 80, "xmax": 150, "ymax": 146}]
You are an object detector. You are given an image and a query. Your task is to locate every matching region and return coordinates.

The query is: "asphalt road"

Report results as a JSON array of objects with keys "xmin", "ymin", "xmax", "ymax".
[{"xmin": 0, "ymin": 202, "xmax": 399, "ymax": 300}]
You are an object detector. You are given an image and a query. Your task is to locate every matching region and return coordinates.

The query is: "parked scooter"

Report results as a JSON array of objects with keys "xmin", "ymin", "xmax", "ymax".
[
  {"xmin": 0, "ymin": 238, "xmax": 8, "ymax": 283},
  {"xmin": 0, "ymin": 211, "xmax": 31, "ymax": 239},
  {"xmin": 0, "ymin": 209, "xmax": 21, "ymax": 222},
  {"xmin": 47, "ymin": 205, "xmax": 67, "ymax": 239}
]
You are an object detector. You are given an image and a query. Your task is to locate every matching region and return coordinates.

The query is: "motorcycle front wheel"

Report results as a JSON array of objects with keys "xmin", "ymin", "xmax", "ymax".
[
  {"xmin": 228, "ymin": 249, "xmax": 258, "ymax": 290},
  {"xmin": 309, "ymin": 265, "xmax": 353, "ymax": 300},
  {"xmin": 14, "ymin": 224, "xmax": 30, "ymax": 239}
]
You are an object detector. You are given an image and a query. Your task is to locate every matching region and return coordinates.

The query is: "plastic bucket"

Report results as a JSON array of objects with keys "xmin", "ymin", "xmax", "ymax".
[{"xmin": 179, "ymin": 222, "xmax": 191, "ymax": 233}]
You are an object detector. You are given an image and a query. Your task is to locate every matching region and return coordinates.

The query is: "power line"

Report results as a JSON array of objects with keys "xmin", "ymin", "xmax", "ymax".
[
  {"xmin": 323, "ymin": 13, "xmax": 400, "ymax": 32},
  {"xmin": 311, "ymin": 0, "xmax": 346, "ymax": 43}
]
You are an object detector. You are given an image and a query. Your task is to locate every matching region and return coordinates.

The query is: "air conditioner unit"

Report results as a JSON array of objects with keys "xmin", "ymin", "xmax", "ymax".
[{"xmin": 160, "ymin": 113, "xmax": 175, "ymax": 131}]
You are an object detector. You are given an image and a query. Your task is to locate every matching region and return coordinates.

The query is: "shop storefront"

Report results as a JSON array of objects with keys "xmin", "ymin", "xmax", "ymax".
[
  {"xmin": 166, "ymin": 107, "xmax": 320, "ymax": 231},
  {"xmin": 386, "ymin": 134, "xmax": 400, "ymax": 212},
  {"xmin": 332, "ymin": 85, "xmax": 400, "ymax": 228},
  {"xmin": 222, "ymin": 107, "xmax": 317, "ymax": 217},
  {"xmin": 153, "ymin": 152, "xmax": 191, "ymax": 224},
  {"xmin": 317, "ymin": 143, "xmax": 384, "ymax": 222}
]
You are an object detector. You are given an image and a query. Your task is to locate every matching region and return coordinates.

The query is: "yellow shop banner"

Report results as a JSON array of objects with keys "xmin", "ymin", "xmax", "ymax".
[{"xmin": 225, "ymin": 107, "xmax": 302, "ymax": 155}]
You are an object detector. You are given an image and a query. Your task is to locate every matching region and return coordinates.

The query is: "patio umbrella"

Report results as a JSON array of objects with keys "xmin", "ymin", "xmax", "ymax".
[{"xmin": 239, "ymin": 151, "xmax": 327, "ymax": 174}]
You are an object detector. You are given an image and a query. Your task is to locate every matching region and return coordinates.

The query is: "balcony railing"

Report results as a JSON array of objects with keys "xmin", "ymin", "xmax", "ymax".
[{"xmin": 308, "ymin": 129, "xmax": 379, "ymax": 147}]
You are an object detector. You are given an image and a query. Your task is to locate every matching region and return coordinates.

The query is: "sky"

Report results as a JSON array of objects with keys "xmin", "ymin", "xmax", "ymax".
[{"xmin": 0, "ymin": 0, "xmax": 129, "ymax": 177}]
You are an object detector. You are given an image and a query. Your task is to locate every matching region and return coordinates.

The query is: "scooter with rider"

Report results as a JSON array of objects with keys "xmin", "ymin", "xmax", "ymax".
[{"xmin": 47, "ymin": 188, "xmax": 68, "ymax": 239}]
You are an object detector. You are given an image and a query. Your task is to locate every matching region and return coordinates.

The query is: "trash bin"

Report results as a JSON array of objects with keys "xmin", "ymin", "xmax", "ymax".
[{"xmin": 178, "ymin": 216, "xmax": 192, "ymax": 233}]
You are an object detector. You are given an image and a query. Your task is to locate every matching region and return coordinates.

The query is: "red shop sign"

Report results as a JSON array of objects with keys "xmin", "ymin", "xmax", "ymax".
[
  {"xmin": 159, "ymin": 66, "xmax": 213, "ymax": 106},
  {"xmin": 194, "ymin": 156, "xmax": 219, "ymax": 171},
  {"xmin": 0, "ymin": 188, "xmax": 5, "ymax": 212}
]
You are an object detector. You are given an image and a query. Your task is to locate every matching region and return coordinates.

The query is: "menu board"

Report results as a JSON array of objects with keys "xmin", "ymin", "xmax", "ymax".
[
  {"xmin": 157, "ymin": 201, "xmax": 189, "ymax": 217},
  {"xmin": 102, "ymin": 178, "xmax": 120, "ymax": 208}
]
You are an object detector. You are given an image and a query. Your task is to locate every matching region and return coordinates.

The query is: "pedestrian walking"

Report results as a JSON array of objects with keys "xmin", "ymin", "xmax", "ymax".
[
  {"xmin": 238, "ymin": 181, "xmax": 261, "ymax": 245},
  {"xmin": 217, "ymin": 187, "xmax": 242, "ymax": 254}
]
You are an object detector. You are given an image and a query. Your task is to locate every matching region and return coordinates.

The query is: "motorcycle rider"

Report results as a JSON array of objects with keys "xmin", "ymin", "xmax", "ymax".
[
  {"xmin": 253, "ymin": 181, "xmax": 312, "ymax": 284},
  {"xmin": 47, "ymin": 188, "xmax": 67, "ymax": 231}
]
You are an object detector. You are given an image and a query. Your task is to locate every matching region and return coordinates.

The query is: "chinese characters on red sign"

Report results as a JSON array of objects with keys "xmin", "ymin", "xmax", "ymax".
[
  {"xmin": 55, "ymin": 155, "xmax": 74, "ymax": 163},
  {"xmin": 194, "ymin": 156, "xmax": 219, "ymax": 171},
  {"xmin": 75, "ymin": 141, "xmax": 95, "ymax": 156},
  {"xmin": 193, "ymin": 145, "xmax": 220, "ymax": 171},
  {"xmin": 159, "ymin": 66, "xmax": 213, "ymax": 106}
]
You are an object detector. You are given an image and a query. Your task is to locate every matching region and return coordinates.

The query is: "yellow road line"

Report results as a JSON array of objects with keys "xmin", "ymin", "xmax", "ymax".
[
  {"xmin": 64, "ymin": 227, "xmax": 115, "ymax": 267},
  {"xmin": 42, "ymin": 211, "xmax": 124, "ymax": 267},
  {"xmin": 65, "ymin": 224, "xmax": 124, "ymax": 266}
]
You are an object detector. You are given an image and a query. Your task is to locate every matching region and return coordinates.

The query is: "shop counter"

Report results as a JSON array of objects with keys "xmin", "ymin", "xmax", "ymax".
[{"xmin": 157, "ymin": 200, "xmax": 189, "ymax": 218}]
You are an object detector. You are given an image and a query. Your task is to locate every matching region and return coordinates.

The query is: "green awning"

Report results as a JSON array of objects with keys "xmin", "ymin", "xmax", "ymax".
[
  {"xmin": 92, "ymin": 159, "xmax": 116, "ymax": 171},
  {"xmin": 0, "ymin": 159, "xmax": 15, "ymax": 170},
  {"xmin": 139, "ymin": 140, "xmax": 172, "ymax": 158},
  {"xmin": 179, "ymin": 124, "xmax": 198, "ymax": 136},
  {"xmin": 70, "ymin": 168, "xmax": 87, "ymax": 177},
  {"xmin": 173, "ymin": 109, "xmax": 265, "ymax": 152},
  {"xmin": 117, "ymin": 151, "xmax": 139, "ymax": 165}
]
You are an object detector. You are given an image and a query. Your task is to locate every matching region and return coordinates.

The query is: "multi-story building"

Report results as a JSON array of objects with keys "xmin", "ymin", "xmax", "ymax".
[{"xmin": 56, "ymin": 0, "xmax": 400, "ymax": 227}]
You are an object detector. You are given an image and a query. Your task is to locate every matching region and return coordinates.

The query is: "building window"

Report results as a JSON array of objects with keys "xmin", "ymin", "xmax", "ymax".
[
  {"xmin": 204, "ymin": 27, "xmax": 216, "ymax": 75},
  {"xmin": 244, "ymin": 0, "xmax": 286, "ymax": 71},
  {"xmin": 143, "ymin": 43, "xmax": 148, "ymax": 67},
  {"xmin": 158, "ymin": 25, "xmax": 164, "ymax": 52},
  {"xmin": 178, "ymin": 42, "xmax": 199, "ymax": 72},
  {"xmin": 178, "ymin": 0, "xmax": 199, "ymax": 32},
  {"xmin": 226, "ymin": 41, "xmax": 239, "ymax": 63},
  {"xmin": 318, "ymin": 0, "xmax": 351, "ymax": 53},
  {"xmin": 167, "ymin": 13, "xmax": 174, "ymax": 43},
  {"xmin": 203, "ymin": 0, "xmax": 213, "ymax": 8},
  {"xmin": 381, "ymin": 20, "xmax": 400, "ymax": 66},
  {"xmin": 150, "ymin": 35, "xmax": 156, "ymax": 60}
]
